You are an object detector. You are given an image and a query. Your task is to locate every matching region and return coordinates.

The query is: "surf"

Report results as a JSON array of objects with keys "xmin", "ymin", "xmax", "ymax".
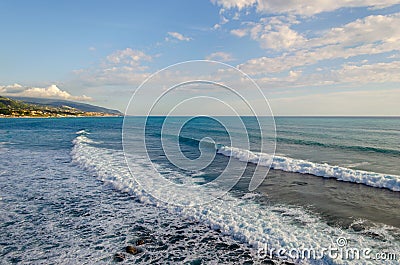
[
  {"xmin": 217, "ymin": 145, "xmax": 400, "ymax": 192},
  {"xmin": 71, "ymin": 132, "xmax": 400, "ymax": 265}
]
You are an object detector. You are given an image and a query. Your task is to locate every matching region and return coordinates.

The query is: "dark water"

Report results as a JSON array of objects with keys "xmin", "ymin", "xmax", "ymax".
[
  {"xmin": 0, "ymin": 118, "xmax": 257, "ymax": 264},
  {"xmin": 0, "ymin": 117, "xmax": 399, "ymax": 264}
]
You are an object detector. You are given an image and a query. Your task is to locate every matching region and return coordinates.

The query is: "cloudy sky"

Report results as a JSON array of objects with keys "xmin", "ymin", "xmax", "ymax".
[{"xmin": 1, "ymin": 0, "xmax": 399, "ymax": 115}]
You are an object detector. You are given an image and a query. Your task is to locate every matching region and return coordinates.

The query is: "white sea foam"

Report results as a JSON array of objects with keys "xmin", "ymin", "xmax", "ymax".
[
  {"xmin": 76, "ymin": 129, "xmax": 90, "ymax": 135},
  {"xmin": 73, "ymin": 135, "xmax": 98, "ymax": 145},
  {"xmin": 241, "ymin": 192, "xmax": 261, "ymax": 200},
  {"xmin": 344, "ymin": 161, "xmax": 370, "ymax": 168},
  {"xmin": 0, "ymin": 142, "xmax": 8, "ymax": 152},
  {"xmin": 217, "ymin": 146, "xmax": 400, "ymax": 192},
  {"xmin": 190, "ymin": 171, "xmax": 206, "ymax": 177},
  {"xmin": 71, "ymin": 133, "xmax": 400, "ymax": 264}
]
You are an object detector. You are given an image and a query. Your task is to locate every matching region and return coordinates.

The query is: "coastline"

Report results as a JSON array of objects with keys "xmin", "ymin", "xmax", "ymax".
[
  {"xmin": 0, "ymin": 114, "xmax": 123, "ymax": 118},
  {"xmin": 0, "ymin": 96, "xmax": 123, "ymax": 118}
]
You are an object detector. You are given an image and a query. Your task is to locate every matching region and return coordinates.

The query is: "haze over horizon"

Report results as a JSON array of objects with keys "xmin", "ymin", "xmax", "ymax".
[{"xmin": 1, "ymin": 1, "xmax": 400, "ymax": 116}]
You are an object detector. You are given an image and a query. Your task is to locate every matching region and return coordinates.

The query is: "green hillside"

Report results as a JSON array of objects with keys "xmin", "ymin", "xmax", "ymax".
[{"xmin": 0, "ymin": 96, "xmax": 120, "ymax": 117}]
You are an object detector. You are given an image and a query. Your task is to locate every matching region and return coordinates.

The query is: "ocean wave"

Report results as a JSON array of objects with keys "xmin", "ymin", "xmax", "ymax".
[
  {"xmin": 344, "ymin": 161, "xmax": 370, "ymax": 168},
  {"xmin": 72, "ymin": 135, "xmax": 97, "ymax": 145},
  {"xmin": 150, "ymin": 132, "xmax": 217, "ymax": 149},
  {"xmin": 217, "ymin": 146, "xmax": 400, "ymax": 192},
  {"xmin": 156, "ymin": 132, "xmax": 400, "ymax": 157},
  {"xmin": 76, "ymin": 129, "xmax": 90, "ymax": 135},
  {"xmin": 276, "ymin": 137, "xmax": 400, "ymax": 155},
  {"xmin": 241, "ymin": 192, "xmax": 261, "ymax": 200},
  {"xmin": 70, "ymin": 133, "xmax": 399, "ymax": 264}
]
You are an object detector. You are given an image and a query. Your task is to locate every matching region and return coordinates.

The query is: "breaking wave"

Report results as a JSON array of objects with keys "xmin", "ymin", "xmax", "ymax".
[
  {"xmin": 217, "ymin": 146, "xmax": 400, "ymax": 192},
  {"xmin": 71, "ymin": 132, "xmax": 400, "ymax": 264}
]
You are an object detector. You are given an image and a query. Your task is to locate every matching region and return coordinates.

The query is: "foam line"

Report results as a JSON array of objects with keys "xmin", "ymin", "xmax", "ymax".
[
  {"xmin": 217, "ymin": 146, "xmax": 400, "ymax": 192},
  {"xmin": 70, "ymin": 133, "xmax": 400, "ymax": 264}
]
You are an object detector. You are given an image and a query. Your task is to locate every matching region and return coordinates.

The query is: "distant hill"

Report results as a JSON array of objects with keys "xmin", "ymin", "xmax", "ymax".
[
  {"xmin": 9, "ymin": 96, "xmax": 123, "ymax": 115},
  {"xmin": 0, "ymin": 96, "xmax": 123, "ymax": 117}
]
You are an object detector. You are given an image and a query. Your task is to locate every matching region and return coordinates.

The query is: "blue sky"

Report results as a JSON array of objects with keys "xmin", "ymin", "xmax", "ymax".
[{"xmin": 1, "ymin": 0, "xmax": 400, "ymax": 115}]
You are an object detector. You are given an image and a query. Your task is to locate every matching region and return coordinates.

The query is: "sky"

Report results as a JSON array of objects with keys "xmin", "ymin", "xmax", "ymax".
[{"xmin": 0, "ymin": 0, "xmax": 400, "ymax": 115}]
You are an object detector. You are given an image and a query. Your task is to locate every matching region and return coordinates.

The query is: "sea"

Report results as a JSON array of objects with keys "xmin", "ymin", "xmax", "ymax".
[{"xmin": 0, "ymin": 116, "xmax": 399, "ymax": 264}]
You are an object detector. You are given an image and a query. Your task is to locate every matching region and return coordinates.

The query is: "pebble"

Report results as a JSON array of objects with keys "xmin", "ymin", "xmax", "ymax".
[
  {"xmin": 126, "ymin": 245, "xmax": 138, "ymax": 255},
  {"xmin": 113, "ymin": 253, "xmax": 125, "ymax": 262}
]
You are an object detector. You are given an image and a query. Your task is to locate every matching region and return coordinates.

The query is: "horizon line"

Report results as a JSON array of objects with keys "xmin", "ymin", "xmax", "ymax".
[{"xmin": 122, "ymin": 115, "xmax": 400, "ymax": 118}]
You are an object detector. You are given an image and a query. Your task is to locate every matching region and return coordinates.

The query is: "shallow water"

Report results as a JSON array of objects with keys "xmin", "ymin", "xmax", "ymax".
[{"xmin": 0, "ymin": 129, "xmax": 256, "ymax": 264}]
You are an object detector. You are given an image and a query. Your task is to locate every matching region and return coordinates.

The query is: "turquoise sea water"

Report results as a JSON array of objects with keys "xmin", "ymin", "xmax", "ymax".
[{"xmin": 0, "ymin": 117, "xmax": 399, "ymax": 264}]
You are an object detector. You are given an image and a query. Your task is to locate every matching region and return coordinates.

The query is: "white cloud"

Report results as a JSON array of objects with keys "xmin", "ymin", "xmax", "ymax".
[
  {"xmin": 333, "ymin": 60, "xmax": 400, "ymax": 83},
  {"xmin": 206, "ymin": 52, "xmax": 235, "ymax": 62},
  {"xmin": 247, "ymin": 59, "xmax": 400, "ymax": 90},
  {"xmin": 106, "ymin": 48, "xmax": 151, "ymax": 67},
  {"xmin": 238, "ymin": 13, "xmax": 400, "ymax": 75},
  {"xmin": 248, "ymin": 17, "xmax": 305, "ymax": 50},
  {"xmin": 253, "ymin": 69, "xmax": 306, "ymax": 89},
  {"xmin": 221, "ymin": 16, "xmax": 229, "ymax": 24},
  {"xmin": 230, "ymin": 28, "xmax": 247, "ymax": 37},
  {"xmin": 236, "ymin": 13, "xmax": 400, "ymax": 52},
  {"xmin": 256, "ymin": 0, "xmax": 399, "ymax": 16},
  {"xmin": 166, "ymin": 31, "xmax": 192, "ymax": 42},
  {"xmin": 212, "ymin": 0, "xmax": 399, "ymax": 16},
  {"xmin": 213, "ymin": 23, "xmax": 222, "ymax": 30},
  {"xmin": 388, "ymin": 53, "xmax": 400, "ymax": 59},
  {"xmin": 73, "ymin": 48, "xmax": 152, "ymax": 86},
  {"xmin": 233, "ymin": 12, "xmax": 240, "ymax": 20},
  {"xmin": 76, "ymin": 66, "xmax": 149, "ymax": 86},
  {"xmin": 213, "ymin": 15, "xmax": 230, "ymax": 30},
  {"xmin": 229, "ymin": 16, "xmax": 305, "ymax": 50},
  {"xmin": 0, "ymin": 84, "xmax": 92, "ymax": 101},
  {"xmin": 269, "ymin": 89, "xmax": 400, "ymax": 116},
  {"xmin": 0, "ymin": 83, "xmax": 25, "ymax": 93},
  {"xmin": 211, "ymin": 0, "xmax": 256, "ymax": 10},
  {"xmin": 309, "ymin": 14, "xmax": 400, "ymax": 47}
]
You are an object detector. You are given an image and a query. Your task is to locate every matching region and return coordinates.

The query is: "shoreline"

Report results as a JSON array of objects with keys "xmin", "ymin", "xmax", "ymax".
[{"xmin": 0, "ymin": 114, "xmax": 123, "ymax": 118}]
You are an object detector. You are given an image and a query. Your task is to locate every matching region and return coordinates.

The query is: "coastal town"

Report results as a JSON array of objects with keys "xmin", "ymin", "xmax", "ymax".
[{"xmin": 0, "ymin": 96, "xmax": 122, "ymax": 117}]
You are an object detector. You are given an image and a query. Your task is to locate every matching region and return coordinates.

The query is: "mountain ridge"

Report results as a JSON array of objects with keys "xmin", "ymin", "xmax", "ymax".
[
  {"xmin": 0, "ymin": 96, "xmax": 123, "ymax": 117},
  {"xmin": 9, "ymin": 96, "xmax": 123, "ymax": 115}
]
